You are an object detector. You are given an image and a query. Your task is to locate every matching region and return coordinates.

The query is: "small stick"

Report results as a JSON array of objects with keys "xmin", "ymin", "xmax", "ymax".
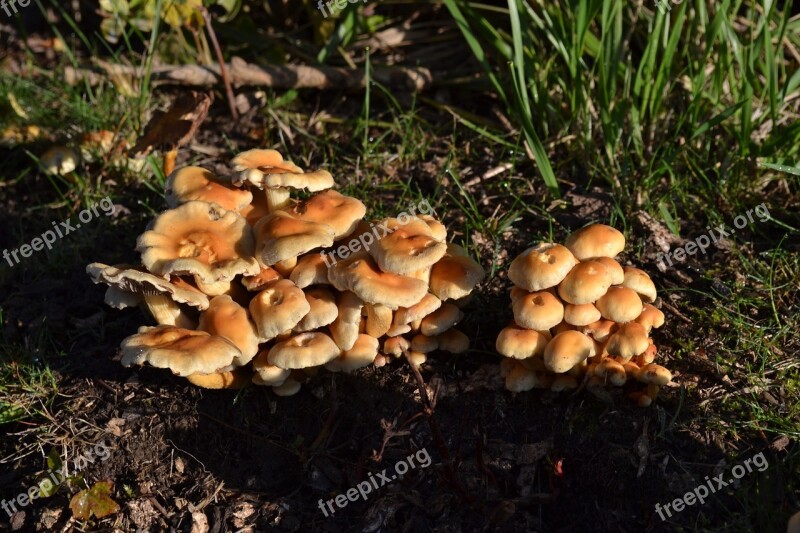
[{"xmin": 200, "ymin": 7, "xmax": 238, "ymax": 120}]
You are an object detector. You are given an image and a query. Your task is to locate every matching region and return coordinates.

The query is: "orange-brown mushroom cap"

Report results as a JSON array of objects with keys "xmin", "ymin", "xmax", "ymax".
[
  {"xmin": 166, "ymin": 166, "xmax": 252, "ymax": 212},
  {"xmin": 508, "ymin": 243, "xmax": 579, "ymax": 291},
  {"xmin": 557, "ymin": 261, "xmax": 613, "ymax": 304},
  {"xmin": 267, "ymin": 332, "xmax": 341, "ymax": 369},
  {"xmin": 327, "ymin": 253, "xmax": 428, "ymax": 309},
  {"xmin": 253, "ymin": 211, "xmax": 335, "ymax": 266},
  {"xmin": 565, "ymin": 224, "xmax": 626, "ymax": 260},
  {"xmin": 249, "ymin": 279, "xmax": 311, "ymax": 340},
  {"xmin": 285, "ymin": 190, "xmax": 366, "ymax": 240}
]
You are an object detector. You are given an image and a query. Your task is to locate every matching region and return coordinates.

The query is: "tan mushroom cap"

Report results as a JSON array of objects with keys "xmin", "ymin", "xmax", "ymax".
[
  {"xmin": 563, "ymin": 303, "xmax": 602, "ymax": 326},
  {"xmin": 87, "ymin": 263, "xmax": 210, "ymax": 310},
  {"xmin": 557, "ymin": 261, "xmax": 613, "ymax": 304},
  {"xmin": 239, "ymin": 193, "xmax": 271, "ymax": 226},
  {"xmin": 420, "ymin": 303, "xmax": 464, "ymax": 336},
  {"xmin": 595, "ymin": 286, "xmax": 644, "ymax": 323},
  {"xmin": 285, "ymin": 190, "xmax": 366, "ymax": 240},
  {"xmin": 637, "ymin": 364, "xmax": 672, "ymax": 386},
  {"xmin": 411, "ymin": 333, "xmax": 439, "ymax": 353},
  {"xmin": 166, "ymin": 166, "xmax": 252, "ymax": 212},
  {"xmin": 508, "ymin": 243, "xmax": 579, "ymax": 291},
  {"xmin": 605, "ymin": 322, "xmax": 650, "ymax": 361},
  {"xmin": 512, "ymin": 290, "xmax": 564, "ymax": 331},
  {"xmin": 786, "ymin": 511, "xmax": 800, "ymax": 533},
  {"xmin": 252, "ymin": 350, "xmax": 292, "ymax": 385},
  {"xmin": 543, "ymin": 330, "xmax": 596, "ymax": 373},
  {"xmin": 579, "ymin": 319, "xmax": 618, "ymax": 343},
  {"xmin": 249, "ymin": 279, "xmax": 311, "ymax": 340},
  {"xmin": 595, "ymin": 359, "xmax": 627, "ymax": 387},
  {"xmin": 551, "ymin": 375, "xmax": 579, "ymax": 392},
  {"xmin": 384, "ymin": 336, "xmax": 410, "ymax": 357},
  {"xmin": 635, "ymin": 304, "xmax": 665, "ymax": 332},
  {"xmin": 496, "ymin": 325, "xmax": 551, "ymax": 359},
  {"xmin": 289, "ymin": 253, "xmax": 332, "ymax": 288},
  {"xmin": 198, "ymin": 295, "xmax": 260, "ymax": 366},
  {"xmin": 325, "ymin": 334, "xmax": 379, "ymax": 372},
  {"xmin": 137, "ymin": 201, "xmax": 259, "ymax": 284},
  {"xmin": 294, "ymin": 287, "xmax": 338, "ymax": 332},
  {"xmin": 253, "ymin": 211, "xmax": 335, "ymax": 266},
  {"xmin": 394, "ymin": 294, "xmax": 442, "ymax": 325},
  {"xmin": 622, "ymin": 266, "xmax": 657, "ymax": 303},
  {"xmin": 231, "ymin": 148, "xmax": 303, "ymax": 175},
  {"xmin": 267, "ymin": 332, "xmax": 341, "ymax": 369},
  {"xmin": 272, "ymin": 378, "xmax": 303, "ymax": 396},
  {"xmin": 418, "ymin": 214, "xmax": 447, "ymax": 241},
  {"xmin": 386, "ymin": 323, "xmax": 412, "ymax": 337},
  {"xmin": 429, "ymin": 245, "xmax": 486, "ymax": 301},
  {"xmin": 121, "ymin": 326, "xmax": 241, "ymax": 377},
  {"xmin": 242, "ymin": 266, "xmax": 282, "ymax": 292},
  {"xmin": 565, "ymin": 224, "xmax": 625, "ymax": 260},
  {"xmin": 436, "ymin": 328, "xmax": 470, "ymax": 354},
  {"xmin": 504, "ymin": 360, "xmax": 553, "ymax": 392},
  {"xmin": 590, "ymin": 256, "xmax": 625, "ymax": 285},
  {"xmin": 186, "ymin": 368, "xmax": 251, "ymax": 389},
  {"xmin": 365, "ymin": 304, "xmax": 393, "ymax": 338},
  {"xmin": 327, "ymin": 253, "xmax": 428, "ymax": 309},
  {"xmin": 329, "ymin": 291, "xmax": 364, "ymax": 351},
  {"xmin": 370, "ymin": 217, "xmax": 447, "ymax": 275}
]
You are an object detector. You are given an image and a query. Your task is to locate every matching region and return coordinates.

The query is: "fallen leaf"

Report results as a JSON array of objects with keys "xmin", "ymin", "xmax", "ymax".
[
  {"xmin": 70, "ymin": 481, "xmax": 120, "ymax": 520},
  {"xmin": 132, "ymin": 92, "xmax": 213, "ymax": 155}
]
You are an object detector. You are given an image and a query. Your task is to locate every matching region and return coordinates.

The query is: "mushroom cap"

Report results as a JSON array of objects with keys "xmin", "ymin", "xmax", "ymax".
[
  {"xmin": 198, "ymin": 295, "xmax": 260, "ymax": 365},
  {"xmin": 590, "ymin": 256, "xmax": 625, "ymax": 285},
  {"xmin": 249, "ymin": 279, "xmax": 311, "ymax": 340},
  {"xmin": 285, "ymin": 190, "xmax": 366, "ymax": 240},
  {"xmin": 420, "ymin": 303, "xmax": 464, "ymax": 336},
  {"xmin": 563, "ymin": 303, "xmax": 602, "ymax": 326},
  {"xmin": 418, "ymin": 214, "xmax": 447, "ymax": 241},
  {"xmin": 325, "ymin": 334, "xmax": 379, "ymax": 372},
  {"xmin": 436, "ymin": 328, "xmax": 470, "ymax": 354},
  {"xmin": 41, "ymin": 145, "xmax": 79, "ymax": 175},
  {"xmin": 786, "ymin": 512, "xmax": 800, "ymax": 533},
  {"xmin": 508, "ymin": 243, "xmax": 579, "ymax": 291},
  {"xmin": 635, "ymin": 304, "xmax": 665, "ymax": 332},
  {"xmin": 512, "ymin": 290, "xmax": 565, "ymax": 331},
  {"xmin": 622, "ymin": 266, "xmax": 657, "ymax": 303},
  {"xmin": 267, "ymin": 332, "xmax": 341, "ymax": 369},
  {"xmin": 579, "ymin": 319, "xmax": 619, "ymax": 343},
  {"xmin": 384, "ymin": 336, "xmax": 410, "ymax": 357},
  {"xmin": 329, "ymin": 291, "xmax": 364, "ymax": 351},
  {"xmin": 327, "ymin": 253, "xmax": 428, "ymax": 309},
  {"xmin": 504, "ymin": 360, "xmax": 553, "ymax": 392},
  {"xmin": 365, "ymin": 304, "xmax": 393, "ymax": 338},
  {"xmin": 429, "ymin": 245, "xmax": 486, "ymax": 301},
  {"xmin": 411, "ymin": 333, "xmax": 439, "ymax": 353},
  {"xmin": 595, "ymin": 286, "xmax": 644, "ymax": 323},
  {"xmin": 557, "ymin": 261, "xmax": 613, "ymax": 304},
  {"xmin": 496, "ymin": 325, "xmax": 551, "ymax": 359},
  {"xmin": 637, "ymin": 363, "xmax": 672, "ymax": 386},
  {"xmin": 370, "ymin": 217, "xmax": 447, "ymax": 275},
  {"xmin": 87, "ymin": 263, "xmax": 210, "ymax": 310},
  {"xmin": 565, "ymin": 224, "xmax": 625, "ymax": 260},
  {"xmin": 166, "ymin": 166, "xmax": 252, "ymax": 212},
  {"xmin": 294, "ymin": 286, "xmax": 338, "ymax": 332},
  {"xmin": 551, "ymin": 375, "xmax": 579, "ymax": 392},
  {"xmin": 231, "ymin": 148, "xmax": 304, "ymax": 174},
  {"xmin": 186, "ymin": 368, "xmax": 251, "ymax": 389},
  {"xmin": 121, "ymin": 326, "xmax": 241, "ymax": 377},
  {"xmin": 252, "ymin": 350, "xmax": 293, "ymax": 385},
  {"xmin": 394, "ymin": 293, "xmax": 442, "ymax": 325},
  {"xmin": 253, "ymin": 211, "xmax": 335, "ymax": 266},
  {"xmin": 595, "ymin": 359, "xmax": 627, "ymax": 387},
  {"xmin": 137, "ymin": 201, "xmax": 259, "ymax": 284},
  {"xmin": 239, "ymin": 193, "xmax": 271, "ymax": 226},
  {"xmin": 289, "ymin": 253, "xmax": 332, "ymax": 288},
  {"xmin": 543, "ymin": 330, "xmax": 596, "ymax": 373},
  {"xmin": 241, "ymin": 266, "xmax": 282, "ymax": 292},
  {"xmin": 605, "ymin": 322, "xmax": 650, "ymax": 360}
]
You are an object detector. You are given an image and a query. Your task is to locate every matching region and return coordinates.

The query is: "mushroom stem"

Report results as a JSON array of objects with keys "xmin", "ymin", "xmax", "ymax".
[
  {"xmin": 143, "ymin": 295, "xmax": 196, "ymax": 329},
  {"xmin": 265, "ymin": 187, "xmax": 291, "ymax": 212}
]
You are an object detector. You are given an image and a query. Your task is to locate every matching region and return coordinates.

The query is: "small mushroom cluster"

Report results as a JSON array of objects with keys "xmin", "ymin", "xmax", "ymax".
[
  {"xmin": 496, "ymin": 224, "xmax": 672, "ymax": 406},
  {"xmin": 88, "ymin": 149, "xmax": 485, "ymax": 395}
]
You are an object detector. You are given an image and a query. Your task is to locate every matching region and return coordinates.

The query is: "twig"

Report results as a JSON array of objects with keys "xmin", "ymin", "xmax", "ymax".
[
  {"xmin": 402, "ymin": 349, "xmax": 477, "ymax": 506},
  {"xmin": 200, "ymin": 7, "xmax": 238, "ymax": 120}
]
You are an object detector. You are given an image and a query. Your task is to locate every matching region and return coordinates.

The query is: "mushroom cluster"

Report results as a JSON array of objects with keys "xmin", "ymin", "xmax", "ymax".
[
  {"xmin": 496, "ymin": 224, "xmax": 672, "ymax": 406},
  {"xmin": 88, "ymin": 149, "xmax": 485, "ymax": 395}
]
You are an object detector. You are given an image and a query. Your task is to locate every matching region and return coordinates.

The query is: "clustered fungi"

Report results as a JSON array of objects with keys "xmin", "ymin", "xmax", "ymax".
[
  {"xmin": 496, "ymin": 224, "xmax": 672, "ymax": 406},
  {"xmin": 88, "ymin": 149, "xmax": 485, "ymax": 395}
]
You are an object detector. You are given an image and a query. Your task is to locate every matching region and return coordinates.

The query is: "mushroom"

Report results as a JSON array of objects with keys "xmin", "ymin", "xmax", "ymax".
[
  {"xmin": 634, "ymin": 304, "xmax": 665, "ymax": 332},
  {"xmin": 563, "ymin": 303, "xmax": 601, "ymax": 326},
  {"xmin": 198, "ymin": 295, "xmax": 260, "ymax": 366},
  {"xmin": 329, "ymin": 291, "xmax": 364, "ymax": 351},
  {"xmin": 165, "ymin": 166, "xmax": 252, "ymax": 211},
  {"xmin": 41, "ymin": 145, "xmax": 79, "ymax": 175},
  {"xmin": 327, "ymin": 253, "xmax": 428, "ymax": 309},
  {"xmin": 436, "ymin": 328, "xmax": 470, "ymax": 354},
  {"xmin": 120, "ymin": 326, "xmax": 241, "ymax": 377},
  {"xmin": 595, "ymin": 286, "xmax": 644, "ymax": 323},
  {"xmin": 231, "ymin": 148, "xmax": 333, "ymax": 212},
  {"xmin": 252, "ymin": 350, "xmax": 292, "ymax": 386},
  {"xmin": 579, "ymin": 319, "xmax": 618, "ymax": 343},
  {"xmin": 504, "ymin": 360, "xmax": 553, "ymax": 392},
  {"xmin": 365, "ymin": 304, "xmax": 393, "ymax": 338},
  {"xmin": 418, "ymin": 214, "xmax": 447, "ymax": 241},
  {"xmin": 369, "ymin": 217, "xmax": 447, "ymax": 275},
  {"xmin": 253, "ymin": 211, "xmax": 335, "ymax": 267},
  {"xmin": 622, "ymin": 266, "xmax": 657, "ymax": 303},
  {"xmin": 267, "ymin": 332, "xmax": 341, "ymax": 369},
  {"xmin": 508, "ymin": 243, "xmax": 578, "ymax": 291},
  {"xmin": 605, "ymin": 322, "xmax": 650, "ymax": 362},
  {"xmin": 420, "ymin": 303, "xmax": 464, "ymax": 336},
  {"xmin": 637, "ymin": 363, "xmax": 672, "ymax": 386},
  {"xmin": 325, "ymin": 334, "xmax": 379, "ymax": 372},
  {"xmin": 285, "ymin": 190, "xmax": 366, "ymax": 240},
  {"xmin": 594, "ymin": 359, "xmax": 627, "ymax": 386},
  {"xmin": 496, "ymin": 325, "xmax": 551, "ymax": 359},
  {"xmin": 590, "ymin": 256, "xmax": 625, "ymax": 285},
  {"xmin": 186, "ymin": 368, "xmax": 251, "ymax": 389},
  {"xmin": 557, "ymin": 260, "xmax": 613, "ymax": 304},
  {"xmin": 272, "ymin": 378, "xmax": 303, "ymax": 396},
  {"xmin": 411, "ymin": 333, "xmax": 439, "ymax": 353},
  {"xmin": 564, "ymin": 224, "xmax": 626, "ymax": 260},
  {"xmin": 289, "ymin": 252, "xmax": 332, "ymax": 288},
  {"xmin": 394, "ymin": 293, "xmax": 442, "ymax": 326},
  {"xmin": 242, "ymin": 266, "xmax": 282, "ymax": 292},
  {"xmin": 543, "ymin": 330, "xmax": 596, "ymax": 373},
  {"xmin": 137, "ymin": 201, "xmax": 260, "ymax": 286},
  {"xmin": 512, "ymin": 290, "xmax": 564, "ymax": 331},
  {"xmin": 384, "ymin": 336, "xmax": 410, "ymax": 358},
  {"xmin": 550, "ymin": 375, "xmax": 578, "ymax": 392},
  {"xmin": 249, "ymin": 279, "xmax": 311, "ymax": 340},
  {"xmin": 87, "ymin": 263, "xmax": 209, "ymax": 328},
  {"xmin": 294, "ymin": 287, "xmax": 338, "ymax": 332},
  {"xmin": 429, "ymin": 244, "xmax": 486, "ymax": 301}
]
